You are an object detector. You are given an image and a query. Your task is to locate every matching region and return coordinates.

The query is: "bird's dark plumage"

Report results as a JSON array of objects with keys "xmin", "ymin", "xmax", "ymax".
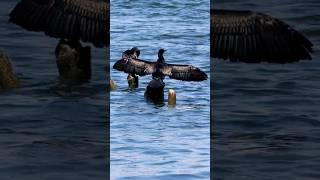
[
  {"xmin": 113, "ymin": 49, "xmax": 207, "ymax": 81},
  {"xmin": 9, "ymin": 0, "xmax": 109, "ymax": 47},
  {"xmin": 122, "ymin": 47, "xmax": 140, "ymax": 59},
  {"xmin": 211, "ymin": 9, "xmax": 313, "ymax": 63}
]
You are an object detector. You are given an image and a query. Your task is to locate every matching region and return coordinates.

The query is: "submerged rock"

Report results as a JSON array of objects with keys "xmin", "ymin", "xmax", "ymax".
[
  {"xmin": 168, "ymin": 89, "xmax": 176, "ymax": 106},
  {"xmin": 0, "ymin": 50, "xmax": 19, "ymax": 90},
  {"xmin": 145, "ymin": 78, "xmax": 165, "ymax": 103},
  {"xmin": 127, "ymin": 74, "xmax": 138, "ymax": 89},
  {"xmin": 55, "ymin": 40, "xmax": 91, "ymax": 83},
  {"xmin": 110, "ymin": 79, "xmax": 117, "ymax": 91}
]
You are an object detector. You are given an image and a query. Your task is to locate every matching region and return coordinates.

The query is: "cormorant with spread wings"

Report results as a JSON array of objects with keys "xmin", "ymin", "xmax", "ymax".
[
  {"xmin": 211, "ymin": 9, "xmax": 313, "ymax": 63},
  {"xmin": 113, "ymin": 48, "xmax": 208, "ymax": 82},
  {"xmin": 8, "ymin": 0, "xmax": 109, "ymax": 81},
  {"xmin": 9, "ymin": 0, "xmax": 108, "ymax": 47}
]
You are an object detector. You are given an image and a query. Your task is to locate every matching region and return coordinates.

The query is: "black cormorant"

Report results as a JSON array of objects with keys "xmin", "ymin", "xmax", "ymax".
[
  {"xmin": 122, "ymin": 47, "xmax": 140, "ymax": 60},
  {"xmin": 9, "ymin": 0, "xmax": 109, "ymax": 47},
  {"xmin": 211, "ymin": 9, "xmax": 313, "ymax": 63},
  {"xmin": 9, "ymin": 0, "xmax": 108, "ymax": 81},
  {"xmin": 113, "ymin": 48, "xmax": 208, "ymax": 82}
]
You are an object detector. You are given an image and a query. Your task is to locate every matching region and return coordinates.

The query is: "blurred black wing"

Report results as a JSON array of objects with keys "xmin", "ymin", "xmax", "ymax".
[
  {"xmin": 9, "ymin": 0, "xmax": 108, "ymax": 47},
  {"xmin": 211, "ymin": 9, "xmax": 313, "ymax": 63},
  {"xmin": 113, "ymin": 58, "xmax": 156, "ymax": 76},
  {"xmin": 162, "ymin": 64, "xmax": 208, "ymax": 81}
]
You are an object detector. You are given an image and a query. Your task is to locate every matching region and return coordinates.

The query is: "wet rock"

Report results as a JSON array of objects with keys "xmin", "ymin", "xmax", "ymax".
[
  {"xmin": 0, "ymin": 50, "xmax": 19, "ymax": 90},
  {"xmin": 55, "ymin": 40, "xmax": 91, "ymax": 83},
  {"xmin": 168, "ymin": 89, "xmax": 176, "ymax": 106},
  {"xmin": 145, "ymin": 78, "xmax": 165, "ymax": 103},
  {"xmin": 110, "ymin": 79, "xmax": 117, "ymax": 91},
  {"xmin": 127, "ymin": 74, "xmax": 138, "ymax": 89}
]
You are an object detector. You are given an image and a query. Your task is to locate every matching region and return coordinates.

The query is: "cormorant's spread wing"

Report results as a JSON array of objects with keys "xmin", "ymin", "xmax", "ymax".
[
  {"xmin": 211, "ymin": 9, "xmax": 313, "ymax": 63},
  {"xmin": 9, "ymin": 0, "xmax": 108, "ymax": 47},
  {"xmin": 162, "ymin": 64, "xmax": 208, "ymax": 81},
  {"xmin": 113, "ymin": 58, "xmax": 156, "ymax": 76}
]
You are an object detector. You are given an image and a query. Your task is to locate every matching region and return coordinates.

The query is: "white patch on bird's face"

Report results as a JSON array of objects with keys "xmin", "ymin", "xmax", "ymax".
[
  {"xmin": 122, "ymin": 53, "xmax": 129, "ymax": 59},
  {"xmin": 162, "ymin": 68, "xmax": 172, "ymax": 76}
]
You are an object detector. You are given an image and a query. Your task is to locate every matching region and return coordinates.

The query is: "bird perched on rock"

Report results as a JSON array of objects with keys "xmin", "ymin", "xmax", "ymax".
[
  {"xmin": 9, "ymin": 0, "xmax": 109, "ymax": 47},
  {"xmin": 9, "ymin": 0, "xmax": 109, "ymax": 82},
  {"xmin": 119, "ymin": 47, "xmax": 141, "ymax": 88}
]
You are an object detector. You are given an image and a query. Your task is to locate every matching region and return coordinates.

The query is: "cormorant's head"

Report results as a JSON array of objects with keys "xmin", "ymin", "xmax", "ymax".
[
  {"xmin": 158, "ymin": 49, "xmax": 166, "ymax": 59},
  {"xmin": 131, "ymin": 47, "xmax": 140, "ymax": 58},
  {"xmin": 122, "ymin": 47, "xmax": 140, "ymax": 59}
]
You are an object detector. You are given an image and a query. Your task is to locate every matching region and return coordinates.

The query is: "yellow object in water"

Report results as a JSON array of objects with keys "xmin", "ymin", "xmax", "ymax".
[
  {"xmin": 110, "ymin": 79, "xmax": 117, "ymax": 91},
  {"xmin": 168, "ymin": 89, "xmax": 176, "ymax": 106},
  {"xmin": 127, "ymin": 74, "xmax": 138, "ymax": 89}
]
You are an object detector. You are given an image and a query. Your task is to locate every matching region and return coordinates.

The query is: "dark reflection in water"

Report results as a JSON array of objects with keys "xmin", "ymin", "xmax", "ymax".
[
  {"xmin": 111, "ymin": 0, "xmax": 210, "ymax": 179},
  {"xmin": 0, "ymin": 0, "xmax": 107, "ymax": 179},
  {"xmin": 212, "ymin": 0, "xmax": 320, "ymax": 179}
]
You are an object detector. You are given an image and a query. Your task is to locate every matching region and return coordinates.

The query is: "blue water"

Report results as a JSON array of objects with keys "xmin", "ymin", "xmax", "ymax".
[
  {"xmin": 213, "ymin": 0, "xmax": 320, "ymax": 179},
  {"xmin": 110, "ymin": 0, "xmax": 210, "ymax": 179},
  {"xmin": 0, "ymin": 1, "xmax": 107, "ymax": 179}
]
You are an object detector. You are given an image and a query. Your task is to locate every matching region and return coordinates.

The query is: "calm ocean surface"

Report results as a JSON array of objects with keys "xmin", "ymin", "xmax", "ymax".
[
  {"xmin": 0, "ymin": 0, "xmax": 108, "ymax": 179},
  {"xmin": 110, "ymin": 0, "xmax": 210, "ymax": 179},
  {"xmin": 213, "ymin": 0, "xmax": 320, "ymax": 179}
]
